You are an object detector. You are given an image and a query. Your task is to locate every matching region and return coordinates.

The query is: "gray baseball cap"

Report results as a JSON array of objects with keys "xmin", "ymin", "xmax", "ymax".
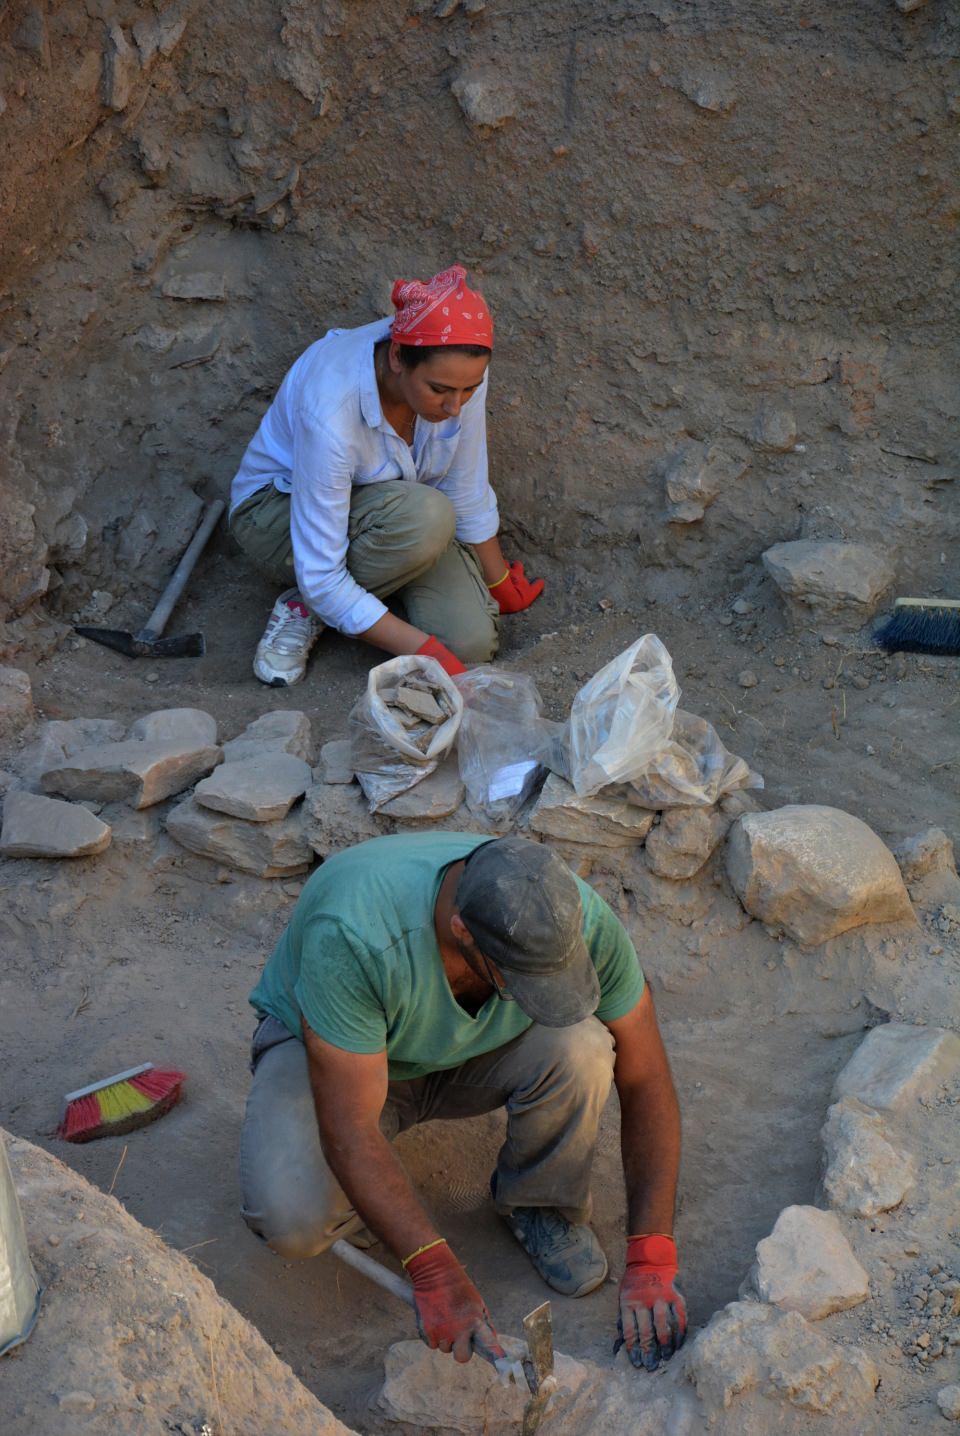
[{"xmin": 455, "ymin": 836, "xmax": 600, "ymax": 1027}]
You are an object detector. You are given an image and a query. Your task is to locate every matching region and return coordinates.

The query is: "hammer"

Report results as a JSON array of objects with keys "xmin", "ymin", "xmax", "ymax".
[
  {"xmin": 331, "ymin": 1239, "xmax": 557, "ymax": 1434},
  {"xmin": 75, "ymin": 499, "xmax": 225, "ymax": 658}
]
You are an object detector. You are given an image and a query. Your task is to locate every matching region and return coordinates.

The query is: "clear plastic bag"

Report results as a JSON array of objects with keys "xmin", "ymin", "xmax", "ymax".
[
  {"xmin": 456, "ymin": 667, "xmax": 552, "ymax": 822},
  {"xmin": 0, "ymin": 1132, "xmax": 42, "ymax": 1356},
  {"xmin": 627, "ymin": 708, "xmax": 764, "ymax": 809},
  {"xmin": 563, "ymin": 634, "xmax": 680, "ymax": 796},
  {"xmin": 349, "ymin": 655, "xmax": 463, "ymax": 812}
]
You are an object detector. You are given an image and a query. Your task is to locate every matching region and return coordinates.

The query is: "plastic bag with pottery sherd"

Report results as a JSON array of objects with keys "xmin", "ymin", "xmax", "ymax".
[
  {"xmin": 626, "ymin": 708, "xmax": 764, "ymax": 809},
  {"xmin": 349, "ymin": 655, "xmax": 463, "ymax": 812},
  {"xmin": 562, "ymin": 634, "xmax": 680, "ymax": 796},
  {"xmin": 456, "ymin": 667, "xmax": 556, "ymax": 822}
]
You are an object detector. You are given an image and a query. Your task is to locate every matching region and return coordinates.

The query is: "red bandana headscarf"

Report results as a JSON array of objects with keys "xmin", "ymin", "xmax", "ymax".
[{"xmin": 390, "ymin": 264, "xmax": 493, "ymax": 350}]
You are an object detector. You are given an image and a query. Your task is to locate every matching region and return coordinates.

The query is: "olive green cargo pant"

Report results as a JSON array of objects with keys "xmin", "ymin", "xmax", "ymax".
[{"xmin": 229, "ymin": 480, "xmax": 500, "ymax": 663}]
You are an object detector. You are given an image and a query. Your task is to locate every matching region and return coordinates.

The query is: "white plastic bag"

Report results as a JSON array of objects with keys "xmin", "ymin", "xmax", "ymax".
[
  {"xmin": 456, "ymin": 668, "xmax": 551, "ymax": 822},
  {"xmin": 349, "ymin": 655, "xmax": 463, "ymax": 812},
  {"xmin": 0, "ymin": 1133, "xmax": 42, "ymax": 1357},
  {"xmin": 627, "ymin": 708, "xmax": 764, "ymax": 809},
  {"xmin": 563, "ymin": 635, "xmax": 680, "ymax": 796}
]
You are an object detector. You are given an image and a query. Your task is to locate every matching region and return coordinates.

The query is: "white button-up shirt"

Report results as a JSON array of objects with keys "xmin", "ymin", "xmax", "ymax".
[{"xmin": 229, "ymin": 318, "xmax": 499, "ymax": 634}]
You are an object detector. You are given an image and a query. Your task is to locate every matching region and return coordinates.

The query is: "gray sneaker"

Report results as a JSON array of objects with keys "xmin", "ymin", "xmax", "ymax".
[{"xmin": 502, "ymin": 1207, "xmax": 608, "ymax": 1297}]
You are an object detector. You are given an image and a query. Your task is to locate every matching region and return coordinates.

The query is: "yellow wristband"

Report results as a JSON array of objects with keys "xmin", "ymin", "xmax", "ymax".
[
  {"xmin": 487, "ymin": 568, "xmax": 511, "ymax": 591},
  {"xmin": 627, "ymin": 1232, "xmax": 675, "ymax": 1242},
  {"xmin": 401, "ymin": 1237, "xmax": 448, "ymax": 1269}
]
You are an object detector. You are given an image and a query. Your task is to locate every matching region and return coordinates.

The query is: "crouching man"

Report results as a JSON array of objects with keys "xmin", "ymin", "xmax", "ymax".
[{"xmin": 239, "ymin": 832, "xmax": 686, "ymax": 1371}]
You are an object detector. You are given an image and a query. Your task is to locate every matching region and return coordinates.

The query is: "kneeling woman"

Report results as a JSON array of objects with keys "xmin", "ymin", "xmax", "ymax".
[{"xmin": 229, "ymin": 264, "xmax": 543, "ymax": 686}]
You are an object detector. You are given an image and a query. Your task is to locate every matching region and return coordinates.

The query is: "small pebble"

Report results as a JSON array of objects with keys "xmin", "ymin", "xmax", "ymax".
[
  {"xmin": 852, "ymin": 674, "xmax": 870, "ymax": 689},
  {"xmin": 718, "ymin": 614, "xmax": 733, "ymax": 627},
  {"xmin": 48, "ymin": 1233, "xmax": 61, "ymax": 1247},
  {"xmin": 145, "ymin": 671, "xmax": 159, "ymax": 684},
  {"xmin": 821, "ymin": 634, "xmax": 839, "ymax": 646},
  {"xmin": 731, "ymin": 598, "xmax": 753, "ymax": 615},
  {"xmin": 822, "ymin": 677, "xmax": 835, "ymax": 690},
  {"xmin": 738, "ymin": 670, "xmax": 758, "ymax": 688},
  {"xmin": 866, "ymin": 744, "xmax": 876, "ymax": 755}
]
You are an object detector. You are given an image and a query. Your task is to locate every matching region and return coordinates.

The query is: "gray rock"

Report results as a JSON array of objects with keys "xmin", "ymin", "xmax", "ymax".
[
  {"xmin": 529, "ymin": 774, "xmax": 655, "ymax": 848},
  {"xmin": 677, "ymin": 70, "xmax": 737, "ymax": 113},
  {"xmin": 378, "ymin": 756, "xmax": 464, "ymax": 820},
  {"xmin": 318, "ymin": 738, "xmax": 355, "ymax": 785},
  {"xmin": 725, "ymin": 804, "xmax": 913, "ymax": 945},
  {"xmin": 161, "ymin": 272, "xmax": 227, "ymax": 302},
  {"xmin": 41, "ymin": 740, "xmax": 222, "ymax": 810},
  {"xmin": 820, "ymin": 1098, "xmax": 915, "ymax": 1216},
  {"xmin": 687, "ymin": 1300, "xmax": 878, "ymax": 1415},
  {"xmin": 893, "ymin": 827, "xmax": 956, "ymax": 885},
  {"xmin": 0, "ymin": 666, "xmax": 33, "ymax": 741},
  {"xmin": 166, "ymin": 795, "xmax": 312, "ymax": 877},
  {"xmin": 222, "ymin": 710, "xmax": 314, "ymax": 764},
  {"xmin": 895, "ymin": 0, "xmax": 928, "ymax": 10},
  {"xmin": 194, "ymin": 754, "xmax": 312, "ymax": 822},
  {"xmin": 832, "ymin": 1022, "xmax": 960, "ymax": 1113},
  {"xmin": 43, "ymin": 718, "xmax": 126, "ymax": 757},
  {"xmin": 98, "ymin": 804, "xmax": 161, "ymax": 853},
  {"xmin": 128, "ymin": 708, "xmax": 218, "ymax": 746},
  {"xmin": 305, "ymin": 781, "xmax": 384, "ymax": 858},
  {"xmin": 0, "ymin": 791, "xmax": 111, "ymax": 858},
  {"xmin": 744, "ymin": 1206, "xmax": 868, "ymax": 1319},
  {"xmin": 663, "ymin": 443, "xmax": 747, "ymax": 524},
  {"xmin": 646, "ymin": 806, "xmax": 727, "ymax": 879},
  {"xmin": 738, "ymin": 669, "xmax": 758, "ymax": 688},
  {"xmin": 751, "ymin": 404, "xmax": 797, "ymax": 452},
  {"xmin": 451, "ymin": 69, "xmax": 516, "ymax": 129},
  {"xmin": 762, "ymin": 541, "xmax": 895, "ymax": 627},
  {"xmin": 102, "ymin": 23, "xmax": 138, "ymax": 112},
  {"xmin": 938, "ymin": 1386, "xmax": 960, "ymax": 1422}
]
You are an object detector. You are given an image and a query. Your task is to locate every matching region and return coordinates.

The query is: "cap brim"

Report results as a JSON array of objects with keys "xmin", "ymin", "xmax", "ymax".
[{"xmin": 500, "ymin": 937, "xmax": 601, "ymax": 1028}]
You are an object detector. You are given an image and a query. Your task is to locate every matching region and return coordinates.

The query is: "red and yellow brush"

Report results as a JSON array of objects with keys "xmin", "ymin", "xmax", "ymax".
[{"xmin": 58, "ymin": 1063, "xmax": 186, "ymax": 1143}]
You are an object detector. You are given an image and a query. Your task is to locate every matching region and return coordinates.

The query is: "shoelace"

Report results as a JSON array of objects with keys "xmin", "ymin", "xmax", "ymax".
[
  {"xmin": 519, "ymin": 1208, "xmax": 579, "ymax": 1255},
  {"xmin": 265, "ymin": 603, "xmax": 314, "ymax": 654}
]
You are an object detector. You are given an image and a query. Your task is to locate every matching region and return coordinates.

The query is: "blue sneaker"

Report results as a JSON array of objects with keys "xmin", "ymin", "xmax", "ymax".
[{"xmin": 502, "ymin": 1206, "xmax": 608, "ymax": 1297}]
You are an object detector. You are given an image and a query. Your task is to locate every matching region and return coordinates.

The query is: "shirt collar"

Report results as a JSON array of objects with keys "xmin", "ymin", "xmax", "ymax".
[{"xmin": 359, "ymin": 318, "xmax": 394, "ymax": 430}]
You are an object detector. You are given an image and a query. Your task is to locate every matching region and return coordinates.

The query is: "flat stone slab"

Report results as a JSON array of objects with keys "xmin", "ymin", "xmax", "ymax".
[
  {"xmin": 378, "ymin": 756, "xmax": 464, "ymax": 819},
  {"xmin": 43, "ymin": 718, "xmax": 126, "ymax": 757},
  {"xmin": 528, "ymin": 773, "xmax": 655, "ymax": 848},
  {"xmin": 41, "ymin": 740, "xmax": 222, "ymax": 809},
  {"xmin": 194, "ymin": 754, "xmax": 312, "ymax": 822},
  {"xmin": 744, "ymin": 1205, "xmax": 869, "ymax": 1319},
  {"xmin": 688, "ymin": 1300, "xmax": 878, "ymax": 1416},
  {"xmin": 166, "ymin": 794, "xmax": 312, "ymax": 876},
  {"xmin": 820, "ymin": 1097, "xmax": 915, "ymax": 1216},
  {"xmin": 725, "ymin": 804, "xmax": 913, "ymax": 945},
  {"xmin": 318, "ymin": 738, "xmax": 354, "ymax": 785},
  {"xmin": 128, "ymin": 707, "xmax": 218, "ymax": 745},
  {"xmin": 0, "ymin": 666, "xmax": 33, "ymax": 741},
  {"xmin": 222, "ymin": 710, "xmax": 313, "ymax": 764},
  {"xmin": 832, "ymin": 1022, "xmax": 960, "ymax": 1113},
  {"xmin": 0, "ymin": 791, "xmax": 112, "ymax": 858},
  {"xmin": 762, "ymin": 540, "xmax": 894, "ymax": 627},
  {"xmin": 646, "ymin": 805, "xmax": 727, "ymax": 879}
]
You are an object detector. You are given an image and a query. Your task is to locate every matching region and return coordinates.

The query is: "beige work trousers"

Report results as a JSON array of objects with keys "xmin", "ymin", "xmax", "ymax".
[{"xmin": 229, "ymin": 480, "xmax": 500, "ymax": 663}]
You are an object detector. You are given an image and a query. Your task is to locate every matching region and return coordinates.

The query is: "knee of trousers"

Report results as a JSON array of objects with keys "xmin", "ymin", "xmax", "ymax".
[
  {"xmin": 439, "ymin": 606, "xmax": 499, "ymax": 665},
  {"xmin": 242, "ymin": 1203, "xmax": 336, "ymax": 1262},
  {"xmin": 398, "ymin": 485, "xmax": 457, "ymax": 567},
  {"xmin": 525, "ymin": 1018, "xmax": 616, "ymax": 1099}
]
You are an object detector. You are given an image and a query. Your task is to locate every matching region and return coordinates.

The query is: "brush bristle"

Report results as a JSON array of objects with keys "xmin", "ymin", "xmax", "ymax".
[
  {"xmin": 58, "ymin": 1069, "xmax": 185, "ymax": 1143},
  {"xmin": 875, "ymin": 605, "xmax": 960, "ymax": 656}
]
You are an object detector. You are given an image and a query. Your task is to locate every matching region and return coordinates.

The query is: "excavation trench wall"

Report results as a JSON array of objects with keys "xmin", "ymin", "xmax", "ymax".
[{"xmin": 1, "ymin": 0, "xmax": 958, "ymax": 649}]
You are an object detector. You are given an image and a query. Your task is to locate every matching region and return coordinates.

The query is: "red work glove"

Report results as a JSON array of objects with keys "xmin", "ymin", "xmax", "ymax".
[
  {"xmin": 405, "ymin": 1241, "xmax": 505, "ymax": 1365},
  {"xmin": 488, "ymin": 560, "xmax": 545, "ymax": 615},
  {"xmin": 615, "ymin": 1234, "xmax": 687, "ymax": 1372},
  {"xmin": 415, "ymin": 635, "xmax": 467, "ymax": 677}
]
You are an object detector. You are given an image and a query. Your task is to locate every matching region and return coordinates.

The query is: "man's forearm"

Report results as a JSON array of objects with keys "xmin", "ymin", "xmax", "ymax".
[
  {"xmin": 619, "ymin": 1079, "xmax": 681, "ymax": 1235},
  {"xmin": 319, "ymin": 1120, "xmax": 440, "ymax": 1260}
]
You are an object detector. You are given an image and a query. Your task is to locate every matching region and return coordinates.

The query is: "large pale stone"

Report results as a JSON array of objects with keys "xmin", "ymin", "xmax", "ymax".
[
  {"xmin": 0, "ymin": 791, "xmax": 111, "ymax": 858},
  {"xmin": 725, "ymin": 804, "xmax": 913, "ymax": 945},
  {"xmin": 166, "ymin": 795, "xmax": 312, "ymax": 876},
  {"xmin": 762, "ymin": 540, "xmax": 894, "ymax": 627},
  {"xmin": 378, "ymin": 756, "xmax": 464, "ymax": 819},
  {"xmin": 41, "ymin": 740, "xmax": 222, "ymax": 809},
  {"xmin": 128, "ymin": 707, "xmax": 218, "ymax": 746},
  {"xmin": 43, "ymin": 717, "xmax": 126, "ymax": 757},
  {"xmin": 528, "ymin": 773, "xmax": 655, "ymax": 848},
  {"xmin": 832, "ymin": 1022, "xmax": 960, "ymax": 1113},
  {"xmin": 893, "ymin": 827, "xmax": 957, "ymax": 885},
  {"xmin": 0, "ymin": 666, "xmax": 33, "ymax": 741},
  {"xmin": 318, "ymin": 738, "xmax": 354, "ymax": 785},
  {"xmin": 645, "ymin": 805, "xmax": 727, "ymax": 879},
  {"xmin": 820, "ymin": 1098, "xmax": 915, "ymax": 1216},
  {"xmin": 744, "ymin": 1205, "xmax": 869, "ymax": 1319},
  {"xmin": 222, "ymin": 710, "xmax": 313, "ymax": 764},
  {"xmin": 194, "ymin": 754, "xmax": 312, "ymax": 822},
  {"xmin": 688, "ymin": 1300, "xmax": 878, "ymax": 1414}
]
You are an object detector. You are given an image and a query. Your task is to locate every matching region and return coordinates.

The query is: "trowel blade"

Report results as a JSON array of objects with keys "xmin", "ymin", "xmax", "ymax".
[{"xmin": 521, "ymin": 1301, "xmax": 554, "ymax": 1390}]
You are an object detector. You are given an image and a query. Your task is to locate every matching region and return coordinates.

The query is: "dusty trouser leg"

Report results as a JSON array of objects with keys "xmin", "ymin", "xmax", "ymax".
[
  {"xmin": 239, "ymin": 1018, "xmax": 402, "ymax": 1260},
  {"xmin": 228, "ymin": 485, "xmax": 297, "ymax": 588},
  {"xmin": 411, "ymin": 1018, "xmax": 616, "ymax": 1225},
  {"xmin": 399, "ymin": 539, "xmax": 500, "ymax": 664}
]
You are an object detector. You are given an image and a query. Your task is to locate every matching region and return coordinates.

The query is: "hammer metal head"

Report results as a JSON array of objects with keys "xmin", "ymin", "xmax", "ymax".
[{"xmin": 74, "ymin": 627, "xmax": 206, "ymax": 659}]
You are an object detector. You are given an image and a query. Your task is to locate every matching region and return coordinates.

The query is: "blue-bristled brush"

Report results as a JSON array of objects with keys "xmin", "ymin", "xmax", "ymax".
[{"xmin": 875, "ymin": 598, "xmax": 960, "ymax": 656}]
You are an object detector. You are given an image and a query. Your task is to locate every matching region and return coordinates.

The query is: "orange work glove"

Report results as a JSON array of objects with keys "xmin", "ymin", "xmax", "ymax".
[
  {"xmin": 615, "ymin": 1234, "xmax": 687, "ymax": 1372},
  {"xmin": 415, "ymin": 635, "xmax": 467, "ymax": 677},
  {"xmin": 405, "ymin": 1240, "xmax": 506, "ymax": 1365},
  {"xmin": 487, "ymin": 560, "xmax": 545, "ymax": 615}
]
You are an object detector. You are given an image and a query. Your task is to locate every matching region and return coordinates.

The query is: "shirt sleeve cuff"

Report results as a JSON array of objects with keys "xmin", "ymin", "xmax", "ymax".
[
  {"xmin": 328, "ymin": 591, "xmax": 388, "ymax": 637},
  {"xmin": 454, "ymin": 512, "xmax": 500, "ymax": 545}
]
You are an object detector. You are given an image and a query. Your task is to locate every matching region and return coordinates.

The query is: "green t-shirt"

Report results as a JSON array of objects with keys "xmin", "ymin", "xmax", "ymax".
[{"xmin": 249, "ymin": 832, "xmax": 645, "ymax": 1080}]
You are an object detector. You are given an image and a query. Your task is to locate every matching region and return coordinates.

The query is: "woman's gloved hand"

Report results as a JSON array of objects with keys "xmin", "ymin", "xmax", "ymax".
[
  {"xmin": 415, "ymin": 635, "xmax": 467, "ymax": 676},
  {"xmin": 615, "ymin": 1234, "xmax": 687, "ymax": 1372},
  {"xmin": 488, "ymin": 561, "xmax": 545, "ymax": 615},
  {"xmin": 405, "ymin": 1240, "xmax": 505, "ymax": 1365}
]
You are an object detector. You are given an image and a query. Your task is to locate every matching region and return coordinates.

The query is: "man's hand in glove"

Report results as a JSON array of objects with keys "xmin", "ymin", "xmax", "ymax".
[
  {"xmin": 405, "ymin": 1239, "xmax": 506, "ymax": 1365},
  {"xmin": 415, "ymin": 635, "xmax": 467, "ymax": 677},
  {"xmin": 615, "ymin": 1234, "xmax": 687, "ymax": 1372},
  {"xmin": 488, "ymin": 561, "xmax": 544, "ymax": 615}
]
